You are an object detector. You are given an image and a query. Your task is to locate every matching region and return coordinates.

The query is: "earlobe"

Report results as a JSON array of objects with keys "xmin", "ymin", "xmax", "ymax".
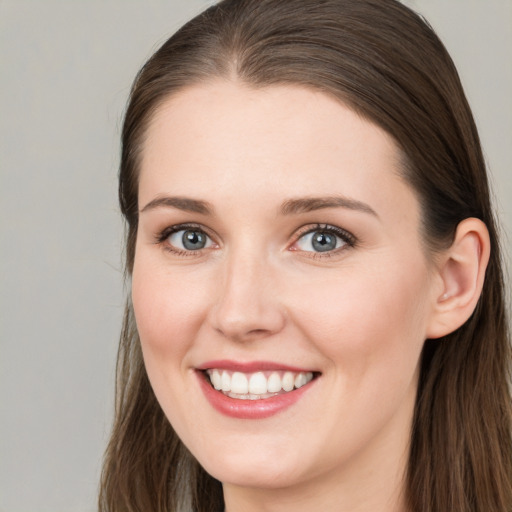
[{"xmin": 426, "ymin": 218, "xmax": 490, "ymax": 339}]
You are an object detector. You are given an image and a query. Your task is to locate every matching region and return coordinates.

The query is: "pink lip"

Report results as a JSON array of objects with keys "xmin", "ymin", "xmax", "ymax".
[
  {"xmin": 196, "ymin": 359, "xmax": 312, "ymax": 373},
  {"xmin": 195, "ymin": 363, "xmax": 317, "ymax": 420}
]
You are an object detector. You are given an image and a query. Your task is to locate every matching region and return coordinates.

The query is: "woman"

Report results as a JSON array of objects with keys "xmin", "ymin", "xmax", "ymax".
[{"xmin": 99, "ymin": 0, "xmax": 512, "ymax": 510}]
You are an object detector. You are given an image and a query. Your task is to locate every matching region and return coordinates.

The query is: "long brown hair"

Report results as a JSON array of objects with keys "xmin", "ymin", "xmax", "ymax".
[{"xmin": 99, "ymin": 0, "xmax": 512, "ymax": 510}]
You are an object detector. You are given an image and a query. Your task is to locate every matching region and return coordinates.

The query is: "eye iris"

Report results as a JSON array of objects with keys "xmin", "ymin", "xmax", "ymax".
[
  {"xmin": 312, "ymin": 231, "xmax": 336, "ymax": 252},
  {"xmin": 182, "ymin": 230, "xmax": 206, "ymax": 250}
]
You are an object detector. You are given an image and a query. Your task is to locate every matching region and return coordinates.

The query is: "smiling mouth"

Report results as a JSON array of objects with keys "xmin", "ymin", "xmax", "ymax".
[{"xmin": 203, "ymin": 369, "xmax": 316, "ymax": 400}]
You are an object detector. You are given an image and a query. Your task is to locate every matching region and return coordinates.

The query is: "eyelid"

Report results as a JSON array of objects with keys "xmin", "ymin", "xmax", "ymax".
[
  {"xmin": 155, "ymin": 222, "xmax": 218, "ymax": 256},
  {"xmin": 153, "ymin": 221, "xmax": 356, "ymax": 258},
  {"xmin": 289, "ymin": 223, "xmax": 357, "ymax": 255},
  {"xmin": 155, "ymin": 222, "xmax": 207, "ymax": 242}
]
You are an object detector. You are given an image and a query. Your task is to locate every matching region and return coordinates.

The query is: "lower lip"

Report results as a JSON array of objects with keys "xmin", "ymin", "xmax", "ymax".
[{"xmin": 197, "ymin": 371, "xmax": 315, "ymax": 420}]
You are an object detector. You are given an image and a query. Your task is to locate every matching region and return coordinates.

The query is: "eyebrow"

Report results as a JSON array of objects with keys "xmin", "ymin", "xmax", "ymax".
[
  {"xmin": 280, "ymin": 196, "xmax": 378, "ymax": 217},
  {"xmin": 140, "ymin": 194, "xmax": 378, "ymax": 218},
  {"xmin": 140, "ymin": 196, "xmax": 213, "ymax": 215}
]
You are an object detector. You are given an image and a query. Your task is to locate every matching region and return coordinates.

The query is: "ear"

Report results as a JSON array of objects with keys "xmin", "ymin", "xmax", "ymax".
[{"xmin": 426, "ymin": 218, "xmax": 490, "ymax": 339}]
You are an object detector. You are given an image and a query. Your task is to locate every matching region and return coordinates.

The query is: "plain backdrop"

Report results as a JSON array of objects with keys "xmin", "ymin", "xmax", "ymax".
[{"xmin": 0, "ymin": 1, "xmax": 510, "ymax": 511}]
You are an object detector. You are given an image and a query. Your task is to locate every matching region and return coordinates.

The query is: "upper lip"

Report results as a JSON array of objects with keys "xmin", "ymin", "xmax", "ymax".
[{"xmin": 196, "ymin": 359, "xmax": 316, "ymax": 373}]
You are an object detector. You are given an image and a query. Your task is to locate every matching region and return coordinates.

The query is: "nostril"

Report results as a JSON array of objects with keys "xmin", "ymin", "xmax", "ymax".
[
  {"xmin": 214, "ymin": 326, "xmax": 273, "ymax": 342},
  {"xmin": 247, "ymin": 328, "xmax": 270, "ymax": 336}
]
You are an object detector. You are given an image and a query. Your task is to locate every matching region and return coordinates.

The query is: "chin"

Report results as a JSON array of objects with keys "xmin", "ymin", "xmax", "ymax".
[
  {"xmin": 207, "ymin": 462, "xmax": 299, "ymax": 490},
  {"xmin": 194, "ymin": 441, "xmax": 305, "ymax": 489}
]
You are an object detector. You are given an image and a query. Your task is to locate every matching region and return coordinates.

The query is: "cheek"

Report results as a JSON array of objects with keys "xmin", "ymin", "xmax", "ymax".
[
  {"xmin": 289, "ymin": 256, "xmax": 430, "ymax": 376},
  {"xmin": 286, "ymin": 257, "xmax": 430, "ymax": 453},
  {"xmin": 131, "ymin": 258, "xmax": 209, "ymax": 363},
  {"xmin": 131, "ymin": 256, "xmax": 214, "ymax": 435}
]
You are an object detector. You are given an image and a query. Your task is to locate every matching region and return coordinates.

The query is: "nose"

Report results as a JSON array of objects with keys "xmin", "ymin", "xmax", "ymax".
[{"xmin": 208, "ymin": 251, "xmax": 286, "ymax": 342}]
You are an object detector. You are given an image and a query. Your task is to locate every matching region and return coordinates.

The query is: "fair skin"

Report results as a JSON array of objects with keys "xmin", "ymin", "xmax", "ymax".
[{"xmin": 131, "ymin": 82, "xmax": 489, "ymax": 512}]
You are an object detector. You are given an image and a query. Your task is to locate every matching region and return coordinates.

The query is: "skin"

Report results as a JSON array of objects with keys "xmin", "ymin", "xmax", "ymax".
[{"xmin": 132, "ymin": 82, "xmax": 446, "ymax": 512}]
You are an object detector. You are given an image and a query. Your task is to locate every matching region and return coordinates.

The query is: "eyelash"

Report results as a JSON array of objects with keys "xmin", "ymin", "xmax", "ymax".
[
  {"xmin": 155, "ymin": 223, "xmax": 213, "ymax": 257},
  {"xmin": 154, "ymin": 222, "xmax": 357, "ymax": 258},
  {"xmin": 291, "ymin": 223, "xmax": 357, "ymax": 258}
]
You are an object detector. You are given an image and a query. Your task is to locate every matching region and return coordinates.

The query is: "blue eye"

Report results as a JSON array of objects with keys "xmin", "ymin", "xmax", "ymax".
[
  {"xmin": 294, "ymin": 226, "xmax": 353, "ymax": 253},
  {"xmin": 167, "ymin": 229, "xmax": 213, "ymax": 251}
]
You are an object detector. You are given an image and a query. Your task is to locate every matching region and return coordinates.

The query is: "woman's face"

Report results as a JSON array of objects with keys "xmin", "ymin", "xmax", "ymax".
[{"xmin": 132, "ymin": 83, "xmax": 439, "ymax": 497}]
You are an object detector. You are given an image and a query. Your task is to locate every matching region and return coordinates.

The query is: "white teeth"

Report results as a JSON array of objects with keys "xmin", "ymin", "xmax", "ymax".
[
  {"xmin": 221, "ymin": 371, "xmax": 231, "ymax": 392},
  {"xmin": 249, "ymin": 372, "xmax": 267, "ymax": 394},
  {"xmin": 231, "ymin": 372, "xmax": 249, "ymax": 394},
  {"xmin": 282, "ymin": 372, "xmax": 295, "ymax": 392},
  {"xmin": 294, "ymin": 372, "xmax": 307, "ymax": 388},
  {"xmin": 206, "ymin": 369, "xmax": 315, "ymax": 399},
  {"xmin": 267, "ymin": 372, "xmax": 282, "ymax": 393},
  {"xmin": 211, "ymin": 369, "xmax": 222, "ymax": 390}
]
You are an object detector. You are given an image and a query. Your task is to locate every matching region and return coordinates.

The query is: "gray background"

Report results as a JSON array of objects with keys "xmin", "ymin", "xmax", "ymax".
[{"xmin": 0, "ymin": 1, "xmax": 510, "ymax": 511}]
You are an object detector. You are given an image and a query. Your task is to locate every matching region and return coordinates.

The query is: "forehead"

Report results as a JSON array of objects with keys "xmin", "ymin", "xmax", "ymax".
[{"xmin": 138, "ymin": 81, "xmax": 416, "ymax": 221}]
